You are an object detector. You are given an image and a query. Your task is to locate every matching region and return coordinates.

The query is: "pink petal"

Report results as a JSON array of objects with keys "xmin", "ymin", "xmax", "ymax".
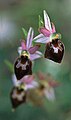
[
  {"xmin": 30, "ymin": 51, "xmax": 42, "ymax": 60},
  {"xmin": 21, "ymin": 40, "xmax": 26, "ymax": 50},
  {"xmin": 26, "ymin": 81, "xmax": 38, "ymax": 90},
  {"xmin": 48, "ymin": 81, "xmax": 60, "ymax": 87},
  {"xmin": 26, "ymin": 27, "xmax": 34, "ymax": 49},
  {"xmin": 19, "ymin": 75, "xmax": 34, "ymax": 84},
  {"xmin": 38, "ymin": 71, "xmax": 46, "ymax": 80},
  {"xmin": 28, "ymin": 45, "xmax": 40, "ymax": 54},
  {"xmin": 34, "ymin": 33, "xmax": 44, "ymax": 40},
  {"xmin": 51, "ymin": 23, "xmax": 56, "ymax": 33},
  {"xmin": 43, "ymin": 10, "xmax": 52, "ymax": 32},
  {"xmin": 39, "ymin": 27, "xmax": 51, "ymax": 37},
  {"xmin": 44, "ymin": 88, "xmax": 55, "ymax": 101},
  {"xmin": 34, "ymin": 34, "xmax": 50, "ymax": 43}
]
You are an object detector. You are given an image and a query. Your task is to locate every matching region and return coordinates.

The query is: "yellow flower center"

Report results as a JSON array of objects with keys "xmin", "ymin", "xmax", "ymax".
[
  {"xmin": 21, "ymin": 50, "xmax": 30, "ymax": 58},
  {"xmin": 18, "ymin": 83, "xmax": 26, "ymax": 90}
]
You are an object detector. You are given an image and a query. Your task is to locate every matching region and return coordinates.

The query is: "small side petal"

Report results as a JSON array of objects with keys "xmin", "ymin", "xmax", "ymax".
[
  {"xmin": 39, "ymin": 27, "xmax": 51, "ymax": 37},
  {"xmin": 26, "ymin": 27, "xmax": 34, "ymax": 49},
  {"xmin": 48, "ymin": 80, "xmax": 60, "ymax": 87},
  {"xmin": 51, "ymin": 23, "xmax": 56, "ymax": 33},
  {"xmin": 18, "ymin": 47, "xmax": 22, "ymax": 55},
  {"xmin": 29, "ymin": 45, "xmax": 40, "ymax": 54},
  {"xmin": 30, "ymin": 51, "xmax": 43, "ymax": 60},
  {"xmin": 12, "ymin": 74, "xmax": 20, "ymax": 87},
  {"xmin": 21, "ymin": 40, "xmax": 26, "ymax": 50},
  {"xmin": 20, "ymin": 75, "xmax": 34, "ymax": 84},
  {"xmin": 38, "ymin": 71, "xmax": 46, "ymax": 80}
]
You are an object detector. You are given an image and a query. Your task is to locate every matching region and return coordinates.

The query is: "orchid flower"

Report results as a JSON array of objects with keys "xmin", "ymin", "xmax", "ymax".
[
  {"xmin": 12, "ymin": 74, "xmax": 38, "ymax": 91},
  {"xmin": 37, "ymin": 72, "xmax": 60, "ymax": 101},
  {"xmin": 34, "ymin": 10, "xmax": 64, "ymax": 63},
  {"xmin": 10, "ymin": 74, "xmax": 38, "ymax": 110},
  {"xmin": 34, "ymin": 10, "xmax": 61, "ymax": 43},
  {"xmin": 18, "ymin": 27, "xmax": 42, "ymax": 61}
]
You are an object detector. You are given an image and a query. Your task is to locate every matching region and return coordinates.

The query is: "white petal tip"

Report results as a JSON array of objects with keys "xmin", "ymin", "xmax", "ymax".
[{"xmin": 43, "ymin": 10, "xmax": 46, "ymax": 14}]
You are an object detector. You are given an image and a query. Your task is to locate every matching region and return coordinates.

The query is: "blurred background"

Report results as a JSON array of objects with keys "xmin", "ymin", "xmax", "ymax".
[{"xmin": 0, "ymin": 0, "xmax": 71, "ymax": 120}]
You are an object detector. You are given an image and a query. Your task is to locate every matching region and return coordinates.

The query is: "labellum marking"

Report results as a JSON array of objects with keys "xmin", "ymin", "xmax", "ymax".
[
  {"xmin": 16, "ymin": 60, "xmax": 29, "ymax": 70},
  {"xmin": 10, "ymin": 87, "xmax": 26, "ymax": 109},
  {"xmin": 52, "ymin": 45, "xmax": 58, "ymax": 53},
  {"xmin": 44, "ymin": 39, "xmax": 64, "ymax": 63},
  {"xmin": 12, "ymin": 89, "xmax": 25, "ymax": 101},
  {"xmin": 14, "ymin": 56, "xmax": 32, "ymax": 80}
]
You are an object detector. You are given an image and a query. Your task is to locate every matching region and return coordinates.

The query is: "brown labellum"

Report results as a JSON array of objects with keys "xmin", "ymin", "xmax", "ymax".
[
  {"xmin": 10, "ymin": 87, "xmax": 26, "ymax": 109},
  {"xmin": 44, "ymin": 39, "xmax": 64, "ymax": 63},
  {"xmin": 14, "ymin": 55, "xmax": 32, "ymax": 80}
]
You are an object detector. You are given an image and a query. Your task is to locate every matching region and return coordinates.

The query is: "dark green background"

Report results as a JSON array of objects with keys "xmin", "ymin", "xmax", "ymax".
[{"xmin": 0, "ymin": 0, "xmax": 71, "ymax": 120}]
